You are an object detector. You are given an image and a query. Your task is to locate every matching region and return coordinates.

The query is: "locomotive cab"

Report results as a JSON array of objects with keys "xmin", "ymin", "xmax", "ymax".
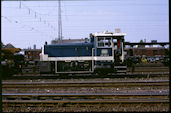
[{"xmin": 91, "ymin": 29, "xmax": 127, "ymax": 73}]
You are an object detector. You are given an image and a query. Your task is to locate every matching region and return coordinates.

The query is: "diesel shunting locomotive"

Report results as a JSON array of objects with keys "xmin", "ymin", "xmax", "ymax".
[{"xmin": 40, "ymin": 29, "xmax": 127, "ymax": 74}]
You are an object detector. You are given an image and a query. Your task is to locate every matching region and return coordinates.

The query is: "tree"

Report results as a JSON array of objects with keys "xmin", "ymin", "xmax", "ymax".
[{"xmin": 138, "ymin": 40, "xmax": 145, "ymax": 48}]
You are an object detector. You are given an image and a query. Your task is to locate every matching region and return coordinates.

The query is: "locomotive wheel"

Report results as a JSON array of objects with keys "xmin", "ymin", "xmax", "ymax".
[
  {"xmin": 97, "ymin": 70, "xmax": 108, "ymax": 76},
  {"xmin": 59, "ymin": 73, "xmax": 68, "ymax": 78}
]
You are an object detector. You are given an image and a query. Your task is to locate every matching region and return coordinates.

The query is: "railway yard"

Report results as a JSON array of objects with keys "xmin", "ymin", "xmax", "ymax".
[
  {"xmin": 2, "ymin": 0, "xmax": 170, "ymax": 112},
  {"xmin": 2, "ymin": 64, "xmax": 170, "ymax": 112},
  {"xmin": 2, "ymin": 41, "xmax": 169, "ymax": 112}
]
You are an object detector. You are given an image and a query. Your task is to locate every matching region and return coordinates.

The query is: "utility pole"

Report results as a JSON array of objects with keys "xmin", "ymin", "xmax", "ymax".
[{"xmin": 57, "ymin": 0, "xmax": 62, "ymax": 42}]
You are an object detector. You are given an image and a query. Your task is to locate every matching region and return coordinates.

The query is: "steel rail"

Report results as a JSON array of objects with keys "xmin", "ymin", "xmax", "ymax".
[
  {"xmin": 2, "ymin": 92, "xmax": 169, "ymax": 95},
  {"xmin": 2, "ymin": 92, "xmax": 169, "ymax": 104},
  {"xmin": 2, "ymin": 80, "xmax": 169, "ymax": 88},
  {"xmin": 10, "ymin": 72, "xmax": 169, "ymax": 79},
  {"xmin": 2, "ymin": 92, "xmax": 169, "ymax": 99},
  {"xmin": 3, "ymin": 99, "xmax": 169, "ymax": 104}
]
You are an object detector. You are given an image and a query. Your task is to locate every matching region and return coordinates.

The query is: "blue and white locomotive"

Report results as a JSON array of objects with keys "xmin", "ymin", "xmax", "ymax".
[{"xmin": 40, "ymin": 29, "xmax": 127, "ymax": 74}]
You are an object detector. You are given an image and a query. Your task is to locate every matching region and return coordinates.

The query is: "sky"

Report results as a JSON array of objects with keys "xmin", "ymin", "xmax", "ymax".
[{"xmin": 1, "ymin": 0, "xmax": 169, "ymax": 49}]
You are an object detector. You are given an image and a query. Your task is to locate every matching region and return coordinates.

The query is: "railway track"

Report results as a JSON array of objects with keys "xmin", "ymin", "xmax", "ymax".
[
  {"xmin": 3, "ymin": 74, "xmax": 169, "ymax": 112},
  {"xmin": 2, "ymin": 92, "xmax": 169, "ymax": 104},
  {"xmin": 10, "ymin": 72, "xmax": 169, "ymax": 80},
  {"xmin": 2, "ymin": 80, "xmax": 169, "ymax": 88}
]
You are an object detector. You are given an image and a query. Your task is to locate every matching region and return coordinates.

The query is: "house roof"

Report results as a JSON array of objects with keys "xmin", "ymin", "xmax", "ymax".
[{"xmin": 3, "ymin": 43, "xmax": 15, "ymax": 48}]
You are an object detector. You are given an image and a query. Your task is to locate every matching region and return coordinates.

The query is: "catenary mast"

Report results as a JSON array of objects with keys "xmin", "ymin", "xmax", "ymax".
[{"xmin": 57, "ymin": 0, "xmax": 62, "ymax": 42}]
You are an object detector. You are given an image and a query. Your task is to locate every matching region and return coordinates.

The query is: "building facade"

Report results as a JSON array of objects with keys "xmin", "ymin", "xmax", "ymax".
[{"xmin": 24, "ymin": 49, "xmax": 41, "ymax": 61}]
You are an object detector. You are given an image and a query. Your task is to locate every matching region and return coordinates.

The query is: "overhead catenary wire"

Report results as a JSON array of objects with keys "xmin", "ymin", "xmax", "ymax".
[
  {"xmin": 18, "ymin": 2, "xmax": 57, "ymax": 32},
  {"xmin": 2, "ymin": 15, "xmax": 56, "ymax": 39}
]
